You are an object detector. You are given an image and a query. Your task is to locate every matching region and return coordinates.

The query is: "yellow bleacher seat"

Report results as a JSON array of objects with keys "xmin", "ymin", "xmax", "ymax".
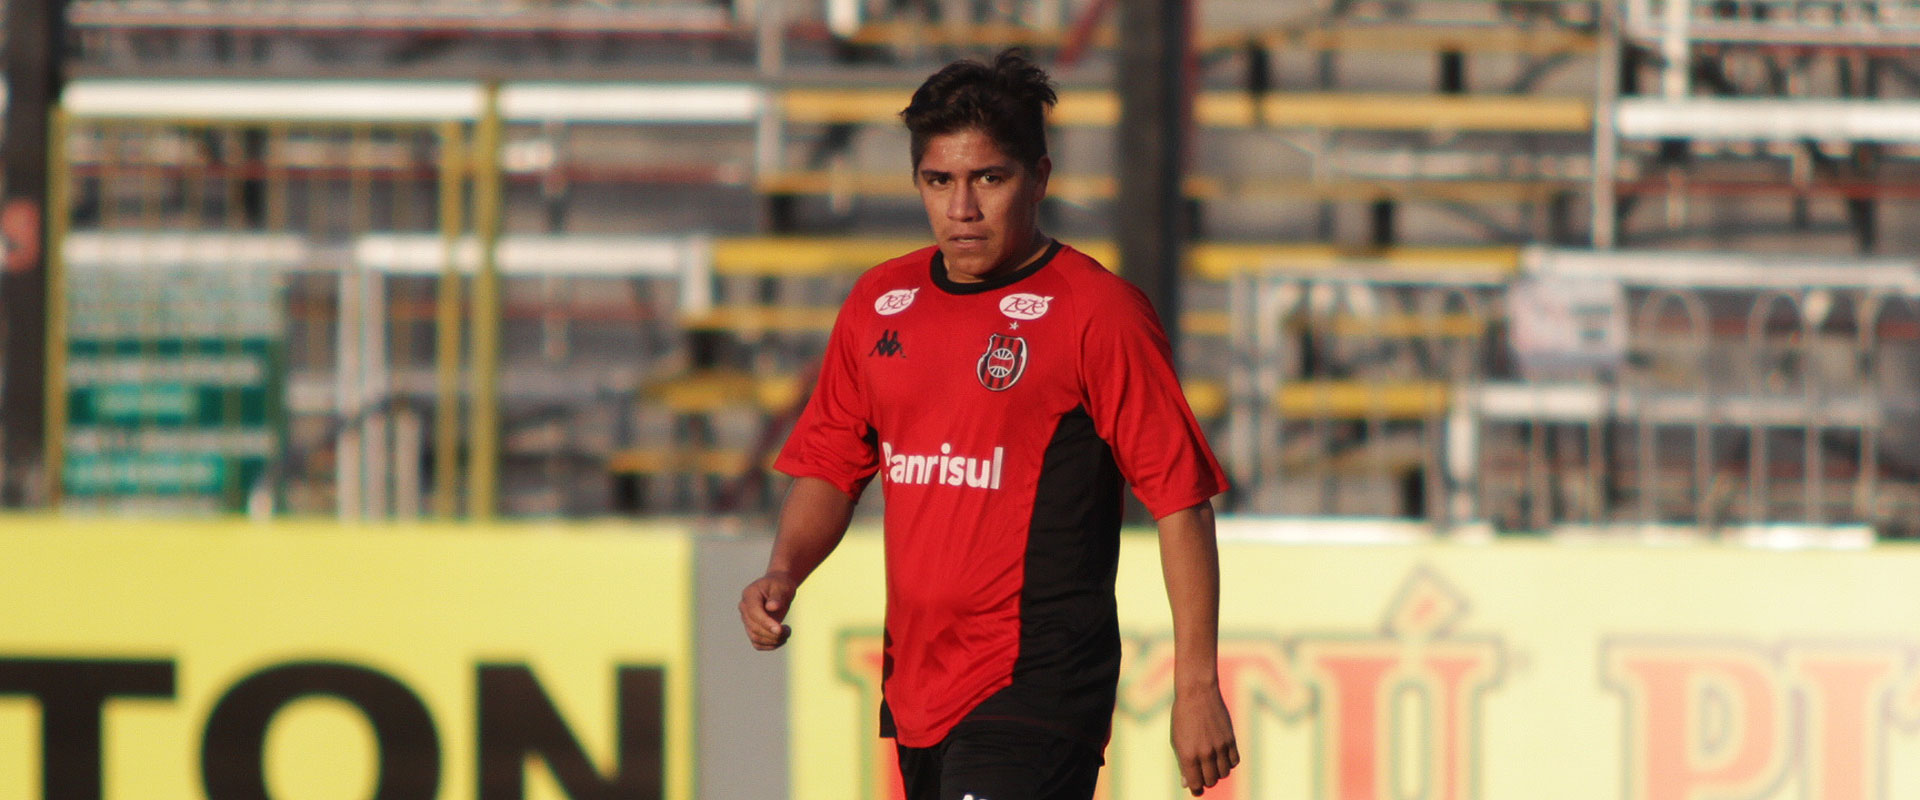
[
  {"xmin": 1274, "ymin": 380, "xmax": 1452, "ymax": 420},
  {"xmin": 1183, "ymin": 380, "xmax": 1228, "ymax": 421},
  {"xmin": 842, "ymin": 21, "xmax": 1594, "ymax": 57},
  {"xmin": 709, "ymin": 237, "xmax": 1521, "ymax": 279},
  {"xmin": 608, "ymin": 446, "xmax": 779, "ymax": 477},
  {"xmin": 776, "ymin": 88, "xmax": 1591, "ymax": 132},
  {"xmin": 683, "ymin": 305, "xmax": 839, "ymax": 334},
  {"xmin": 645, "ymin": 369, "xmax": 805, "ymax": 413},
  {"xmin": 710, "ymin": 236, "xmax": 926, "ymax": 276}
]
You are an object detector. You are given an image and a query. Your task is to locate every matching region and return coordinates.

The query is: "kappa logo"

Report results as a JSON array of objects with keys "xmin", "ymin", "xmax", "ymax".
[
  {"xmin": 874, "ymin": 288, "xmax": 918, "ymax": 316},
  {"xmin": 869, "ymin": 329, "xmax": 904, "ymax": 358},
  {"xmin": 998, "ymin": 293, "xmax": 1052, "ymax": 320},
  {"xmin": 976, "ymin": 333, "xmax": 1028, "ymax": 391}
]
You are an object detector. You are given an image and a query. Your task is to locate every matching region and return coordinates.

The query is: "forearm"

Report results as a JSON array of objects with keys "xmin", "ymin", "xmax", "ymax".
[
  {"xmin": 764, "ymin": 475, "xmax": 859, "ymax": 585},
  {"xmin": 1157, "ymin": 500, "xmax": 1223, "ymax": 691}
]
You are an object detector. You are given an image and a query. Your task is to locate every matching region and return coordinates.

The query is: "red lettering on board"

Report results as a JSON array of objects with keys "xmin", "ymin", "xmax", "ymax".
[{"xmin": 1604, "ymin": 640, "xmax": 1920, "ymax": 800}]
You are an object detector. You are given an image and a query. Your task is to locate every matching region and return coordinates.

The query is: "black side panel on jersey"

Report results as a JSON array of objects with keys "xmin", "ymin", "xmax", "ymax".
[{"xmin": 963, "ymin": 406, "xmax": 1125, "ymax": 749}]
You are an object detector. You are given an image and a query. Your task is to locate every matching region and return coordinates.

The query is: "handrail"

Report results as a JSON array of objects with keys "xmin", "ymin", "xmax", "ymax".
[{"xmin": 755, "ymin": 170, "xmax": 1578, "ymax": 205}]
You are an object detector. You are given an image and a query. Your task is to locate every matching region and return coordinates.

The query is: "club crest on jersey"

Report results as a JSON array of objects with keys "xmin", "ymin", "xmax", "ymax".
[
  {"xmin": 874, "ymin": 288, "xmax": 918, "ymax": 316},
  {"xmin": 998, "ymin": 293, "xmax": 1052, "ymax": 320},
  {"xmin": 976, "ymin": 333, "xmax": 1027, "ymax": 391}
]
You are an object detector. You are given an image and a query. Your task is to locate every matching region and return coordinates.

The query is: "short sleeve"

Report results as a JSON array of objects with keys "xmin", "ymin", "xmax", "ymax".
[
  {"xmin": 774, "ymin": 299, "xmax": 881, "ymax": 499},
  {"xmin": 1079, "ymin": 283, "xmax": 1228, "ymax": 518}
]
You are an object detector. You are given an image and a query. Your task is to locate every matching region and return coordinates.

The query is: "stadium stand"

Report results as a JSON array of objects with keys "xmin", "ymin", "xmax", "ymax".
[{"xmin": 3, "ymin": 0, "xmax": 1916, "ymax": 537}]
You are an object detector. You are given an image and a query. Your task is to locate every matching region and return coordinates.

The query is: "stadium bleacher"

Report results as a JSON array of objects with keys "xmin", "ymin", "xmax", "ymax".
[
  {"xmin": 0, "ymin": 0, "xmax": 1912, "ymax": 537},
  {"xmin": 13, "ymin": 5, "xmax": 1920, "ymax": 798}
]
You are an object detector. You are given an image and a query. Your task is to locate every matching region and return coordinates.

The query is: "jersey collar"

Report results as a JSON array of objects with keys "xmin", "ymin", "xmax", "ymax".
[{"xmin": 929, "ymin": 238, "xmax": 1062, "ymax": 295}]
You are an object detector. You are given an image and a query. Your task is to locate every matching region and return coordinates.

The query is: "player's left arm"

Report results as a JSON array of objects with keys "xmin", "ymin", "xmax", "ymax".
[
  {"xmin": 1076, "ymin": 276, "xmax": 1237, "ymax": 790},
  {"xmin": 1158, "ymin": 499, "xmax": 1240, "ymax": 796}
]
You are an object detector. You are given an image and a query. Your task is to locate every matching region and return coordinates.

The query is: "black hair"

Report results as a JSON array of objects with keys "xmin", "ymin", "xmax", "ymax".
[{"xmin": 900, "ymin": 48, "xmax": 1058, "ymax": 170}]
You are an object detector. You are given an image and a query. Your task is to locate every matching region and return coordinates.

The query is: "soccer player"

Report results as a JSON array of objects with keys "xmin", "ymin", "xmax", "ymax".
[{"xmin": 739, "ymin": 49, "xmax": 1239, "ymax": 799}]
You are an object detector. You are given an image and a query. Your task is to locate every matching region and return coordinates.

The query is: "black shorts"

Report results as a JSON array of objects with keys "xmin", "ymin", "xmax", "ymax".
[{"xmin": 895, "ymin": 721, "xmax": 1103, "ymax": 800}]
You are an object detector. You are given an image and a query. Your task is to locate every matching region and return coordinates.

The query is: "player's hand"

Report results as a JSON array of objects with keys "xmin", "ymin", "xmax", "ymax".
[
  {"xmin": 739, "ymin": 573, "xmax": 797, "ymax": 650},
  {"xmin": 1170, "ymin": 682, "xmax": 1239, "ymax": 795}
]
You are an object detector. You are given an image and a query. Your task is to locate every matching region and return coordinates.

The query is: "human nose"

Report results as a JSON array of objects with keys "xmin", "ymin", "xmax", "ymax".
[{"xmin": 946, "ymin": 181, "xmax": 981, "ymax": 221}]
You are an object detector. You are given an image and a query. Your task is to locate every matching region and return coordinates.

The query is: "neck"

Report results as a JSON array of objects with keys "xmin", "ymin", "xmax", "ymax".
[{"xmin": 962, "ymin": 231, "xmax": 1050, "ymax": 284}]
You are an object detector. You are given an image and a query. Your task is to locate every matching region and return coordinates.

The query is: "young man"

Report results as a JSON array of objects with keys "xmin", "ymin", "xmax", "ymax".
[{"xmin": 739, "ymin": 49, "xmax": 1239, "ymax": 799}]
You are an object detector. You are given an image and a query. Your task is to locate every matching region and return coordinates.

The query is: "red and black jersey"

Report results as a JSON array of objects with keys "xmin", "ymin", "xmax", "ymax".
[{"xmin": 775, "ymin": 240, "xmax": 1227, "ymax": 749}]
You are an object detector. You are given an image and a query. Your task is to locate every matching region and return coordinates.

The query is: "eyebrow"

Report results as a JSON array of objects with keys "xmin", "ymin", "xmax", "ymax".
[{"xmin": 918, "ymin": 166, "xmax": 1014, "ymax": 180}]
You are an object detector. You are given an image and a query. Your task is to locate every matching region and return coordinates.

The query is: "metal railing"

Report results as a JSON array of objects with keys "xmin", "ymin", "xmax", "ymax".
[
  {"xmin": 1220, "ymin": 248, "xmax": 1920, "ymax": 537},
  {"xmin": 51, "ymin": 96, "xmax": 526, "ymax": 518},
  {"xmin": 34, "ymin": 57, "xmax": 1920, "ymax": 535},
  {"xmin": 1226, "ymin": 260, "xmax": 1510, "ymax": 522},
  {"xmin": 1624, "ymin": 0, "xmax": 1920, "ymax": 46},
  {"xmin": 68, "ymin": 0, "xmax": 738, "ymax": 33},
  {"xmin": 47, "ymin": 91, "xmax": 815, "ymax": 519}
]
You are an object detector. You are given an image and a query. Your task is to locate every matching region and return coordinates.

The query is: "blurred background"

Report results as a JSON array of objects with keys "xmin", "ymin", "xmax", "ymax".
[
  {"xmin": 4, "ymin": 2, "xmax": 1920, "ymax": 798},
  {"xmin": 1, "ymin": 0, "xmax": 1916, "ymax": 535}
]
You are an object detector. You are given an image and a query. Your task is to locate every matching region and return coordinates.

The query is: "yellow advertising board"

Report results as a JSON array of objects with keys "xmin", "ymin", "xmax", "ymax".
[
  {"xmin": 788, "ymin": 526, "xmax": 1920, "ymax": 800},
  {"xmin": 0, "ymin": 517, "xmax": 692, "ymax": 800}
]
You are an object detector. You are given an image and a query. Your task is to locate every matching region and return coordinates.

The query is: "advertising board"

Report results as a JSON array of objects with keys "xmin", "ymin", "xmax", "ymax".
[
  {"xmin": 787, "ymin": 529, "xmax": 1920, "ymax": 800},
  {"xmin": 0, "ymin": 519, "xmax": 692, "ymax": 800}
]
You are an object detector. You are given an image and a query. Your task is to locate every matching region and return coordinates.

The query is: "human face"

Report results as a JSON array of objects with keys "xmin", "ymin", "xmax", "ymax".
[{"xmin": 914, "ymin": 128, "xmax": 1051, "ymax": 283}]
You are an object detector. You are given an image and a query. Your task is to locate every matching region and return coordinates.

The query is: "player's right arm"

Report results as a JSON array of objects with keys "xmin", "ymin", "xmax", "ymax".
[
  {"xmin": 745, "ymin": 266, "xmax": 889, "ymax": 651},
  {"xmin": 739, "ymin": 475, "xmax": 860, "ymax": 650}
]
